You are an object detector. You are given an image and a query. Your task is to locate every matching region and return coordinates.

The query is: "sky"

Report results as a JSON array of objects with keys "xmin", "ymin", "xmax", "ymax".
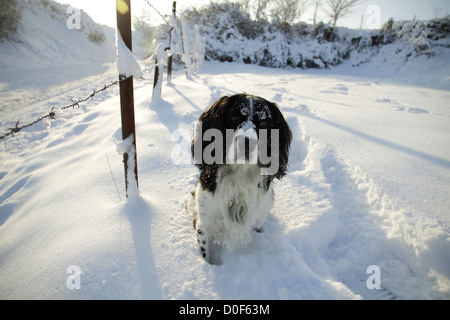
[{"xmin": 56, "ymin": 0, "xmax": 450, "ymax": 29}]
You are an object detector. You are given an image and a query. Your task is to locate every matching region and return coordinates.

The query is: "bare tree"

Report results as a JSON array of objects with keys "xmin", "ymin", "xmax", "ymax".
[
  {"xmin": 253, "ymin": 0, "xmax": 272, "ymax": 21},
  {"xmin": 239, "ymin": 0, "xmax": 251, "ymax": 13},
  {"xmin": 239, "ymin": 0, "xmax": 271, "ymax": 21},
  {"xmin": 311, "ymin": 0, "xmax": 323, "ymax": 26},
  {"xmin": 327, "ymin": 0, "xmax": 364, "ymax": 28},
  {"xmin": 272, "ymin": 0, "xmax": 310, "ymax": 25}
]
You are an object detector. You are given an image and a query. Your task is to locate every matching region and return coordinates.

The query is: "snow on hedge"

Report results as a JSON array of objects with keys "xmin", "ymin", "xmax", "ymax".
[{"xmin": 158, "ymin": 2, "xmax": 450, "ymax": 70}]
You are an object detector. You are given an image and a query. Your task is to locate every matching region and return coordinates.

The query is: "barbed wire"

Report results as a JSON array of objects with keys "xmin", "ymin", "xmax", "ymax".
[
  {"xmin": 1, "ymin": 2, "xmax": 186, "ymax": 142},
  {"xmin": 142, "ymin": 0, "xmax": 171, "ymax": 26},
  {"xmin": 0, "ymin": 76, "xmax": 132, "ymax": 141},
  {"xmin": 142, "ymin": 0, "xmax": 185, "ymax": 41}
]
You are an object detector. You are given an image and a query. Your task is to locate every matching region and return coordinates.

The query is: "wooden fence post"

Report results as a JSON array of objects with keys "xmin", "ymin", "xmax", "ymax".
[
  {"xmin": 116, "ymin": 0, "xmax": 138, "ymax": 196},
  {"xmin": 180, "ymin": 13, "xmax": 192, "ymax": 80},
  {"xmin": 152, "ymin": 43, "xmax": 166, "ymax": 100},
  {"xmin": 167, "ymin": 1, "xmax": 176, "ymax": 84}
]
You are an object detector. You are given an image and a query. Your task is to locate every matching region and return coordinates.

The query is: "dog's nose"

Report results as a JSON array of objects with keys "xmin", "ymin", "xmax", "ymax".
[{"xmin": 228, "ymin": 128, "xmax": 259, "ymax": 163}]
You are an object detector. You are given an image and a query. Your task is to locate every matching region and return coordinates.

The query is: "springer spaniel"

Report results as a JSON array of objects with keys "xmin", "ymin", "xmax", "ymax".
[{"xmin": 187, "ymin": 93, "xmax": 292, "ymax": 265}]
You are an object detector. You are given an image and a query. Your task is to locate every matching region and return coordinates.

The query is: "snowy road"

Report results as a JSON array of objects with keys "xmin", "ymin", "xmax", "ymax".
[{"xmin": 0, "ymin": 61, "xmax": 449, "ymax": 299}]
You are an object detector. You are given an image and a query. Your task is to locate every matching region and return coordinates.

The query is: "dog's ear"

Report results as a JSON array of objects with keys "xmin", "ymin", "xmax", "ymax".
[
  {"xmin": 191, "ymin": 96, "xmax": 230, "ymax": 166},
  {"xmin": 199, "ymin": 96, "xmax": 230, "ymax": 128},
  {"xmin": 191, "ymin": 96, "xmax": 230, "ymax": 193},
  {"xmin": 268, "ymin": 102, "xmax": 292, "ymax": 180}
]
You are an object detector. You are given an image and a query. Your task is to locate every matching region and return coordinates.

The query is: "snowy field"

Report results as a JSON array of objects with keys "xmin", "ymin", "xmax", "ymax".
[
  {"xmin": 1, "ymin": 0, "xmax": 449, "ymax": 300},
  {"xmin": 1, "ymin": 58, "xmax": 449, "ymax": 299}
]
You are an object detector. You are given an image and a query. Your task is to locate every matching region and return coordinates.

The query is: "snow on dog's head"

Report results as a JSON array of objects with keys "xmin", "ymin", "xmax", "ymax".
[{"xmin": 191, "ymin": 93, "xmax": 292, "ymax": 179}]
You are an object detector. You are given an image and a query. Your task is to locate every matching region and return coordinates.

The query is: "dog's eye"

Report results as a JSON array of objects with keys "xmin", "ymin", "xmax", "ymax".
[
  {"xmin": 231, "ymin": 115, "xmax": 241, "ymax": 123},
  {"xmin": 259, "ymin": 119, "xmax": 271, "ymax": 128}
]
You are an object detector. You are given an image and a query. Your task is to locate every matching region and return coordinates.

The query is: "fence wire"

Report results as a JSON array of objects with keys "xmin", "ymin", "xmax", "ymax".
[
  {"xmin": 0, "ymin": 76, "xmax": 132, "ymax": 141},
  {"xmin": 1, "ymin": 1, "xmax": 195, "ymax": 142}
]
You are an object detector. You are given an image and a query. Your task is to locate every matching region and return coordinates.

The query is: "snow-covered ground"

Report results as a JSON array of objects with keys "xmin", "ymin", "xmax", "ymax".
[
  {"xmin": 1, "ymin": 0, "xmax": 449, "ymax": 300},
  {"xmin": 1, "ymin": 58, "xmax": 449, "ymax": 299}
]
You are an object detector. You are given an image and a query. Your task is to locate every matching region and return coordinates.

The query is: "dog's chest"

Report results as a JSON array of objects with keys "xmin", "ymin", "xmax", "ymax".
[{"xmin": 214, "ymin": 165, "xmax": 270, "ymax": 223}]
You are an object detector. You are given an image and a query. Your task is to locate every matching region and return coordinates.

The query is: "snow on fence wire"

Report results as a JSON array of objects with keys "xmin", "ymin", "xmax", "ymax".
[
  {"xmin": 0, "ymin": 76, "xmax": 131, "ymax": 141},
  {"xmin": 147, "ymin": 1, "xmax": 205, "ymax": 101},
  {"xmin": 150, "ymin": 15, "xmax": 205, "ymax": 101},
  {"xmin": 179, "ymin": 13, "xmax": 205, "ymax": 78}
]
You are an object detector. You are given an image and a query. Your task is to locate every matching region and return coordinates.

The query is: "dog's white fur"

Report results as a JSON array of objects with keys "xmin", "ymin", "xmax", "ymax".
[
  {"xmin": 187, "ymin": 164, "xmax": 273, "ymax": 264},
  {"xmin": 187, "ymin": 93, "xmax": 291, "ymax": 265}
]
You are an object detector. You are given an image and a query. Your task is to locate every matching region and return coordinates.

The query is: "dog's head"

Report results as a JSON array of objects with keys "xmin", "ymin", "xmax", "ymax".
[{"xmin": 192, "ymin": 93, "xmax": 292, "ymax": 180}]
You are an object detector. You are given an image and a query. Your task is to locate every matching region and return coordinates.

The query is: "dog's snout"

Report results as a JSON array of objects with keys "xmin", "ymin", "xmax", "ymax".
[
  {"xmin": 228, "ymin": 131, "xmax": 259, "ymax": 163},
  {"xmin": 244, "ymin": 136, "xmax": 257, "ymax": 146},
  {"xmin": 235, "ymin": 135, "xmax": 257, "ymax": 149}
]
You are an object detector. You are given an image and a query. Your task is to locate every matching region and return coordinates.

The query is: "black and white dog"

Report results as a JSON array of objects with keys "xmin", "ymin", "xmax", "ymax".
[{"xmin": 187, "ymin": 93, "xmax": 292, "ymax": 264}]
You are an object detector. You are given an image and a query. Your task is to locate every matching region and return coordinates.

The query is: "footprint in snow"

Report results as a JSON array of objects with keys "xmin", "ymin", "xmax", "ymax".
[
  {"xmin": 320, "ymin": 84, "xmax": 349, "ymax": 95},
  {"xmin": 375, "ymin": 98, "xmax": 429, "ymax": 114}
]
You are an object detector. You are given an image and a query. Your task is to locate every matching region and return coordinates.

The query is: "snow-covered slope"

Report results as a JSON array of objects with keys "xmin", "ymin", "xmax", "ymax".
[
  {"xmin": 0, "ymin": 0, "xmax": 449, "ymax": 300},
  {"xmin": 0, "ymin": 0, "xmax": 118, "ymax": 140},
  {"xmin": 0, "ymin": 0, "xmax": 116, "ymax": 72}
]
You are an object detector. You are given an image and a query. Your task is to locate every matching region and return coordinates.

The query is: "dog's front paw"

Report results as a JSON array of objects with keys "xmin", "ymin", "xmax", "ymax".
[
  {"xmin": 196, "ymin": 228, "xmax": 208, "ymax": 260},
  {"xmin": 196, "ymin": 227, "xmax": 222, "ymax": 265}
]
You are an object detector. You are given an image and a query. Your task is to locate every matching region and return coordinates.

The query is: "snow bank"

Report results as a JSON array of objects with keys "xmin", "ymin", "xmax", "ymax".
[
  {"xmin": 0, "ymin": 0, "xmax": 116, "ymax": 72},
  {"xmin": 177, "ymin": 2, "xmax": 450, "ymax": 75}
]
